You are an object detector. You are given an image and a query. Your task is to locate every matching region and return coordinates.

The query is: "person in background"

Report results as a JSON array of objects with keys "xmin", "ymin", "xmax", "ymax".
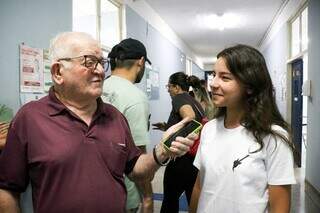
[
  {"xmin": 0, "ymin": 32, "xmax": 196, "ymax": 213},
  {"xmin": 102, "ymin": 38, "xmax": 153, "ymax": 213},
  {"xmin": 153, "ymin": 72, "xmax": 205, "ymax": 213},
  {"xmin": 0, "ymin": 104, "xmax": 13, "ymax": 152},
  {"xmin": 200, "ymin": 79, "xmax": 207, "ymax": 89},
  {"xmin": 189, "ymin": 76, "xmax": 215, "ymax": 120},
  {"xmin": 190, "ymin": 44, "xmax": 296, "ymax": 213},
  {"xmin": 200, "ymin": 79, "xmax": 211, "ymax": 96}
]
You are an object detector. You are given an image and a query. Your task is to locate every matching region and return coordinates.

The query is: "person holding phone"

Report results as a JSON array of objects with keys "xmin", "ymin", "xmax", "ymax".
[
  {"xmin": 153, "ymin": 72, "xmax": 205, "ymax": 213},
  {"xmin": 0, "ymin": 32, "xmax": 197, "ymax": 213},
  {"xmin": 190, "ymin": 44, "xmax": 296, "ymax": 213}
]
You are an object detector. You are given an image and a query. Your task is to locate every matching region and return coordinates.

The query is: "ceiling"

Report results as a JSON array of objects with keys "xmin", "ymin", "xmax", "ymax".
[{"xmin": 144, "ymin": 0, "xmax": 286, "ymax": 65}]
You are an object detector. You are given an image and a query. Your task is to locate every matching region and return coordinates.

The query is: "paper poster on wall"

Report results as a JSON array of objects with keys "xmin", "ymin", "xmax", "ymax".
[
  {"xmin": 20, "ymin": 44, "xmax": 44, "ymax": 93},
  {"xmin": 146, "ymin": 65, "xmax": 159, "ymax": 100},
  {"xmin": 43, "ymin": 49, "xmax": 53, "ymax": 92}
]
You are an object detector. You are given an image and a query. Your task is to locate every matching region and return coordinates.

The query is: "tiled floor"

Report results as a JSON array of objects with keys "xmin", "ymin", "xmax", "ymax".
[
  {"xmin": 152, "ymin": 166, "xmax": 320, "ymax": 213},
  {"xmin": 291, "ymin": 167, "xmax": 320, "ymax": 213}
]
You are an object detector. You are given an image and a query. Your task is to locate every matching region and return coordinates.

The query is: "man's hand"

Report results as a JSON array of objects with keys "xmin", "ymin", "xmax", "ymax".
[
  {"xmin": 151, "ymin": 122, "xmax": 166, "ymax": 131},
  {"xmin": 159, "ymin": 117, "xmax": 198, "ymax": 158},
  {"xmin": 128, "ymin": 118, "xmax": 198, "ymax": 181}
]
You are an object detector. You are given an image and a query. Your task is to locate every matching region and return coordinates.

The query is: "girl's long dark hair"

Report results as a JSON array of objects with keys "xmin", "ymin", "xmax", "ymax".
[{"xmin": 215, "ymin": 44, "xmax": 295, "ymax": 154}]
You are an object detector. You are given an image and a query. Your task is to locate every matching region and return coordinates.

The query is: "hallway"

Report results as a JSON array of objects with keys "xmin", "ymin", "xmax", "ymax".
[{"xmin": 1, "ymin": 0, "xmax": 320, "ymax": 212}]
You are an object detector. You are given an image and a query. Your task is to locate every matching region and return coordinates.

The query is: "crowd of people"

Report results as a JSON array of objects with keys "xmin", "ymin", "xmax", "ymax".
[{"xmin": 0, "ymin": 32, "xmax": 296, "ymax": 213}]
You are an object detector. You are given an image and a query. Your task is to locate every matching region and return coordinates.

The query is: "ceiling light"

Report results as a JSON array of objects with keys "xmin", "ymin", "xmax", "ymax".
[{"xmin": 197, "ymin": 13, "xmax": 243, "ymax": 31}]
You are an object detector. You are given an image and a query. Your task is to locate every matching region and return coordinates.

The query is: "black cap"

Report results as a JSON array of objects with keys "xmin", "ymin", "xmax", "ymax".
[{"xmin": 108, "ymin": 38, "xmax": 151, "ymax": 64}]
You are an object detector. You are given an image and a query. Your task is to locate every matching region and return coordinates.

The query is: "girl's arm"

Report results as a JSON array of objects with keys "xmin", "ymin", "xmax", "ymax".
[
  {"xmin": 268, "ymin": 184, "xmax": 291, "ymax": 213},
  {"xmin": 189, "ymin": 174, "xmax": 201, "ymax": 213}
]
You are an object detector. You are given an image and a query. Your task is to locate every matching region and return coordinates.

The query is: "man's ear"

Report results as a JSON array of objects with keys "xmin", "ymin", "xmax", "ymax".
[
  {"xmin": 51, "ymin": 63, "xmax": 63, "ymax": 85},
  {"xmin": 138, "ymin": 57, "xmax": 145, "ymax": 66}
]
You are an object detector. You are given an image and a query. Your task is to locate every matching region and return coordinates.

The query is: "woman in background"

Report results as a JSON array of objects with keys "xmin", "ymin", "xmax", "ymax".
[
  {"xmin": 188, "ymin": 76, "xmax": 215, "ymax": 120},
  {"xmin": 190, "ymin": 45, "xmax": 296, "ymax": 213},
  {"xmin": 152, "ymin": 72, "xmax": 204, "ymax": 213}
]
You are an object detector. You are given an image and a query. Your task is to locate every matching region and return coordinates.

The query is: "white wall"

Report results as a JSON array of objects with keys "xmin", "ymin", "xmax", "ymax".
[
  {"xmin": 306, "ymin": 0, "xmax": 320, "ymax": 192},
  {"xmin": 203, "ymin": 63, "xmax": 215, "ymax": 71},
  {"xmin": 261, "ymin": 25, "xmax": 289, "ymax": 117},
  {"xmin": 192, "ymin": 62, "xmax": 205, "ymax": 79},
  {"xmin": 125, "ymin": 6, "xmax": 186, "ymax": 149},
  {"xmin": 259, "ymin": 0, "xmax": 299, "ymax": 141},
  {"xmin": 123, "ymin": 0, "xmax": 203, "ymax": 69},
  {"xmin": 260, "ymin": 0, "xmax": 320, "ymax": 193},
  {"xmin": 259, "ymin": 0, "xmax": 306, "ymax": 51},
  {"xmin": 260, "ymin": 0, "xmax": 306, "ymax": 118}
]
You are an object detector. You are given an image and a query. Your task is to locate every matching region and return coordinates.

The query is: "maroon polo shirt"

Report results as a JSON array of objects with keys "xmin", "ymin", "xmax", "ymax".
[{"xmin": 0, "ymin": 87, "xmax": 141, "ymax": 213}]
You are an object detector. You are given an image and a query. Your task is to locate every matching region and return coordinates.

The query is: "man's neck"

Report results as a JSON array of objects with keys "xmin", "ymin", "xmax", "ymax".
[
  {"xmin": 111, "ymin": 68, "xmax": 135, "ymax": 83},
  {"xmin": 55, "ymin": 91, "xmax": 97, "ymax": 126}
]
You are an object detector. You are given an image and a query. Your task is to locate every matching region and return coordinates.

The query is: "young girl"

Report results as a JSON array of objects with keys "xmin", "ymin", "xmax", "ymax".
[{"xmin": 190, "ymin": 45, "xmax": 296, "ymax": 213}]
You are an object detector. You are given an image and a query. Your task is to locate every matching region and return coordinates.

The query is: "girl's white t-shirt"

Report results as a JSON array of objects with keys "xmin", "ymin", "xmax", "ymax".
[{"xmin": 194, "ymin": 117, "xmax": 296, "ymax": 213}]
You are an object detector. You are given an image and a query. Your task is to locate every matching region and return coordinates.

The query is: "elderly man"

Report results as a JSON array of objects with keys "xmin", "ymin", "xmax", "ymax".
[
  {"xmin": 0, "ymin": 32, "xmax": 194, "ymax": 213},
  {"xmin": 102, "ymin": 38, "xmax": 153, "ymax": 213}
]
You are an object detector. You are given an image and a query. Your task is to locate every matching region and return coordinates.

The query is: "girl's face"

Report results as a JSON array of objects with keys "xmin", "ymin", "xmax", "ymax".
[{"xmin": 210, "ymin": 57, "xmax": 245, "ymax": 110}]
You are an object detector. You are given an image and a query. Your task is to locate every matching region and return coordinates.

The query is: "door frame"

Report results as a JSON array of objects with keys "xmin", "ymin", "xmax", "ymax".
[{"xmin": 286, "ymin": 50, "xmax": 308, "ymax": 167}]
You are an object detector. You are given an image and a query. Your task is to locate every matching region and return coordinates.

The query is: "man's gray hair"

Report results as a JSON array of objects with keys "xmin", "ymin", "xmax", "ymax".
[{"xmin": 49, "ymin": 32, "xmax": 97, "ymax": 64}]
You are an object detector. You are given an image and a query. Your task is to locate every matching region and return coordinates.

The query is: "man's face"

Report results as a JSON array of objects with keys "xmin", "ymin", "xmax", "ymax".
[
  {"xmin": 135, "ymin": 62, "xmax": 145, "ymax": 83},
  {"xmin": 60, "ymin": 40, "xmax": 105, "ymax": 100}
]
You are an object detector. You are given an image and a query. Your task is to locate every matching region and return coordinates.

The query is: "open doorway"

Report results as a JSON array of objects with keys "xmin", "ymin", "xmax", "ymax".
[
  {"xmin": 289, "ymin": 53, "xmax": 308, "ymax": 169},
  {"xmin": 291, "ymin": 59, "xmax": 303, "ymax": 167}
]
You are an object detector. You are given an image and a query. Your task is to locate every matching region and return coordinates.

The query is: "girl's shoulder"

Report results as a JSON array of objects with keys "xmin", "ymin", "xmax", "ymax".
[
  {"xmin": 270, "ymin": 125, "xmax": 288, "ymax": 137},
  {"xmin": 202, "ymin": 117, "xmax": 222, "ymax": 132},
  {"xmin": 264, "ymin": 125, "xmax": 290, "ymax": 151}
]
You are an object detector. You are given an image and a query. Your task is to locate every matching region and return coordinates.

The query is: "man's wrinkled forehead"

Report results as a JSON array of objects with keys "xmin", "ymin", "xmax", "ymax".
[
  {"xmin": 69, "ymin": 37, "xmax": 102, "ymax": 57},
  {"xmin": 77, "ymin": 41, "xmax": 102, "ymax": 57}
]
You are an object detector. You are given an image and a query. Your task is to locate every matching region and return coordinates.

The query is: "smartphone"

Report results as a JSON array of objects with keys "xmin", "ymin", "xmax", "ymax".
[{"xmin": 162, "ymin": 119, "xmax": 202, "ymax": 150}]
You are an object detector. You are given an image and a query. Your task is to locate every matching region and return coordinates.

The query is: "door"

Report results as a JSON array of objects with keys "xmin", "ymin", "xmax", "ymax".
[{"xmin": 291, "ymin": 59, "xmax": 303, "ymax": 167}]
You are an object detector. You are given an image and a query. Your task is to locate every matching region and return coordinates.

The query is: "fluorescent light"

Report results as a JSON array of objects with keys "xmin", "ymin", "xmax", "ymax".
[
  {"xmin": 197, "ymin": 13, "xmax": 243, "ymax": 30},
  {"xmin": 199, "ymin": 56, "xmax": 217, "ymax": 65}
]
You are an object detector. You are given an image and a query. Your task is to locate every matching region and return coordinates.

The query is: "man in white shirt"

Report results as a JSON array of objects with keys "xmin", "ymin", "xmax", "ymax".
[{"xmin": 102, "ymin": 38, "xmax": 153, "ymax": 213}]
